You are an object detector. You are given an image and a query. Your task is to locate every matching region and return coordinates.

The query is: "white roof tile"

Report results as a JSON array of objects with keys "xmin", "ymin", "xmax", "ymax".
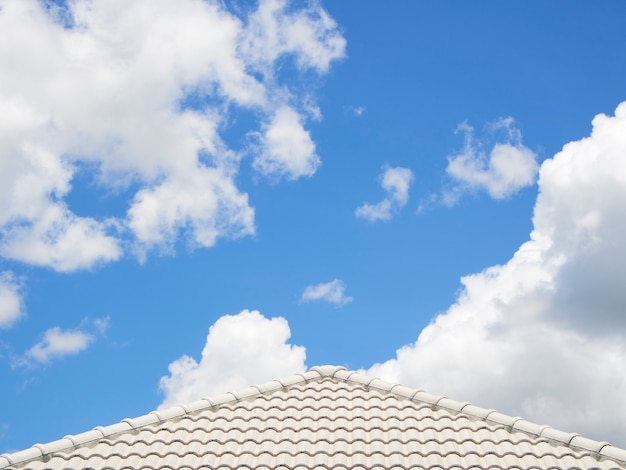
[{"xmin": 1, "ymin": 365, "xmax": 625, "ymax": 469}]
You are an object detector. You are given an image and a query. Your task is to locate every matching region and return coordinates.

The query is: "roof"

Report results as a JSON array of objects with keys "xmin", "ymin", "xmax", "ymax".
[{"xmin": 2, "ymin": 365, "xmax": 625, "ymax": 470}]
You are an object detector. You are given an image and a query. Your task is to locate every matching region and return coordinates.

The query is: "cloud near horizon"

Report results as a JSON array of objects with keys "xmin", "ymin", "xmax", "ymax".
[
  {"xmin": 301, "ymin": 279, "xmax": 353, "ymax": 306},
  {"xmin": 0, "ymin": 0, "xmax": 345, "ymax": 327},
  {"xmin": 159, "ymin": 310, "xmax": 306, "ymax": 408},
  {"xmin": 356, "ymin": 166, "xmax": 414, "ymax": 221}
]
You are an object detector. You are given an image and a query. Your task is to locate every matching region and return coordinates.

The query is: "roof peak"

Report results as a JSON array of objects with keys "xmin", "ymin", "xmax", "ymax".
[
  {"xmin": 308, "ymin": 365, "xmax": 346, "ymax": 376},
  {"xmin": 2, "ymin": 365, "xmax": 626, "ymax": 468}
]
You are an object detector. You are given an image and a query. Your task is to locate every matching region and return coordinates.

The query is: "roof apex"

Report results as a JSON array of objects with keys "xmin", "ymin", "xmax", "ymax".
[{"xmin": 2, "ymin": 365, "xmax": 626, "ymax": 469}]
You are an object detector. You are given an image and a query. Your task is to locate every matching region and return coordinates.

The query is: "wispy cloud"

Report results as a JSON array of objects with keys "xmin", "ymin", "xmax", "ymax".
[
  {"xmin": 356, "ymin": 166, "xmax": 414, "ymax": 221},
  {"xmin": 444, "ymin": 117, "xmax": 538, "ymax": 204},
  {"xmin": 301, "ymin": 279, "xmax": 353, "ymax": 306}
]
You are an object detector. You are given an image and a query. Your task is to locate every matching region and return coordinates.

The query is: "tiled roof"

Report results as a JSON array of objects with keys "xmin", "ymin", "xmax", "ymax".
[{"xmin": 2, "ymin": 365, "xmax": 626, "ymax": 469}]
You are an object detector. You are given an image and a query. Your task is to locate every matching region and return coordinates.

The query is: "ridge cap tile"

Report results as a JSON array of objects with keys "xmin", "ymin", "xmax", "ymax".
[
  {"xmin": 35, "ymin": 438, "xmax": 72, "ymax": 455},
  {"xmin": 570, "ymin": 435, "xmax": 610, "ymax": 453},
  {"xmin": 413, "ymin": 390, "xmax": 443, "ymax": 405},
  {"xmin": 275, "ymin": 371, "xmax": 309, "ymax": 387},
  {"xmin": 339, "ymin": 370, "xmax": 373, "ymax": 386},
  {"xmin": 600, "ymin": 445, "xmax": 626, "ymax": 462},
  {"xmin": 459, "ymin": 404, "xmax": 495, "ymax": 418},
  {"xmin": 308, "ymin": 365, "xmax": 346, "ymax": 377},
  {"xmin": 388, "ymin": 384, "xmax": 419, "ymax": 400},
  {"xmin": 122, "ymin": 414, "xmax": 160, "ymax": 429},
  {"xmin": 254, "ymin": 379, "xmax": 285, "ymax": 393},
  {"xmin": 436, "ymin": 398, "xmax": 468, "ymax": 412},
  {"xmin": 202, "ymin": 392, "xmax": 237, "ymax": 406},
  {"xmin": 230, "ymin": 386, "xmax": 262, "ymax": 401},
  {"xmin": 367, "ymin": 377, "xmax": 395, "ymax": 392},
  {"xmin": 179, "ymin": 398, "xmax": 212, "ymax": 413},
  {"xmin": 486, "ymin": 411, "xmax": 520, "ymax": 427},
  {"xmin": 511, "ymin": 419, "xmax": 547, "ymax": 436},
  {"xmin": 148, "ymin": 406, "xmax": 186, "ymax": 422}
]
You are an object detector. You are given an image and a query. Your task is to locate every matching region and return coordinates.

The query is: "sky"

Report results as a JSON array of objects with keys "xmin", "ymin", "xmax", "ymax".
[{"xmin": 1, "ymin": 0, "xmax": 626, "ymax": 453}]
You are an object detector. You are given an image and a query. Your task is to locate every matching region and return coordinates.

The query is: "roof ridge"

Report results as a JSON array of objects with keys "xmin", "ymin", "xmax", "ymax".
[
  {"xmin": 2, "ymin": 365, "xmax": 625, "ymax": 468},
  {"xmin": 332, "ymin": 368, "xmax": 626, "ymax": 464}
]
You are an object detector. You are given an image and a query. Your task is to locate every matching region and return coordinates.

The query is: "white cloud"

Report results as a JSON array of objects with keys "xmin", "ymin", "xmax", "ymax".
[
  {"xmin": 301, "ymin": 279, "xmax": 353, "ymax": 306},
  {"xmin": 365, "ymin": 102, "xmax": 626, "ymax": 446},
  {"xmin": 0, "ymin": 205, "xmax": 121, "ymax": 272},
  {"xmin": 240, "ymin": 0, "xmax": 346, "ymax": 75},
  {"xmin": 18, "ymin": 316, "xmax": 110, "ymax": 366},
  {"xmin": 0, "ymin": 0, "xmax": 344, "ymax": 273},
  {"xmin": 356, "ymin": 166, "xmax": 414, "ymax": 221},
  {"xmin": 443, "ymin": 118, "xmax": 539, "ymax": 203},
  {"xmin": 253, "ymin": 106, "xmax": 320, "ymax": 181},
  {"xmin": 159, "ymin": 310, "xmax": 306, "ymax": 408},
  {"xmin": 25, "ymin": 327, "xmax": 94, "ymax": 364},
  {"xmin": 127, "ymin": 166, "xmax": 255, "ymax": 258},
  {"xmin": 0, "ymin": 272, "xmax": 23, "ymax": 329}
]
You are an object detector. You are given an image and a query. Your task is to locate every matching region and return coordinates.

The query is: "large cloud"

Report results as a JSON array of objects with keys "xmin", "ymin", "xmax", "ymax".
[
  {"xmin": 159, "ymin": 310, "xmax": 306, "ymax": 408},
  {"xmin": 0, "ymin": 0, "xmax": 344, "ymax": 325},
  {"xmin": 0, "ymin": 0, "xmax": 344, "ymax": 265},
  {"xmin": 366, "ymin": 102, "xmax": 626, "ymax": 446}
]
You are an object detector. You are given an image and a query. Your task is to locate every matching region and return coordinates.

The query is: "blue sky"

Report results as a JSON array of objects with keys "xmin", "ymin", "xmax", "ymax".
[{"xmin": 2, "ymin": 0, "xmax": 626, "ymax": 452}]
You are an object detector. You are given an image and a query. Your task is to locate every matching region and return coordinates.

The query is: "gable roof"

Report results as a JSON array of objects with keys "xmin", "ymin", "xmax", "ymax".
[{"xmin": 2, "ymin": 365, "xmax": 625, "ymax": 469}]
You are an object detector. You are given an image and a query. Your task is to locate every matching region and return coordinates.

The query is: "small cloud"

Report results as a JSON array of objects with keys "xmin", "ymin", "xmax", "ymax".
[
  {"xmin": 356, "ymin": 166, "xmax": 414, "ymax": 221},
  {"xmin": 442, "ymin": 118, "xmax": 538, "ymax": 205},
  {"xmin": 15, "ymin": 316, "xmax": 110, "ymax": 367},
  {"xmin": 301, "ymin": 279, "xmax": 353, "ymax": 306},
  {"xmin": 25, "ymin": 327, "xmax": 94, "ymax": 364},
  {"xmin": 253, "ymin": 106, "xmax": 320, "ymax": 181}
]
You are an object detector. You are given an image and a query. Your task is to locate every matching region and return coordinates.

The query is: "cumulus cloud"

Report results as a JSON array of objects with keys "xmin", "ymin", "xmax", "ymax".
[
  {"xmin": 252, "ymin": 106, "xmax": 320, "ymax": 181},
  {"xmin": 159, "ymin": 310, "xmax": 306, "ymax": 408},
  {"xmin": 356, "ymin": 166, "xmax": 414, "ymax": 221},
  {"xmin": 365, "ymin": 102, "xmax": 626, "ymax": 446},
  {"xmin": 442, "ymin": 118, "xmax": 538, "ymax": 204},
  {"xmin": 301, "ymin": 279, "xmax": 353, "ymax": 306},
  {"xmin": 0, "ymin": 272, "xmax": 23, "ymax": 329},
  {"xmin": 0, "ymin": 0, "xmax": 344, "ymax": 274}
]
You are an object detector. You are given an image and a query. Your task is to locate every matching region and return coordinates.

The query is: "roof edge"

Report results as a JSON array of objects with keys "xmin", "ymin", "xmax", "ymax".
[
  {"xmin": 334, "ymin": 368, "xmax": 626, "ymax": 464},
  {"xmin": 2, "ymin": 365, "xmax": 625, "ymax": 468}
]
